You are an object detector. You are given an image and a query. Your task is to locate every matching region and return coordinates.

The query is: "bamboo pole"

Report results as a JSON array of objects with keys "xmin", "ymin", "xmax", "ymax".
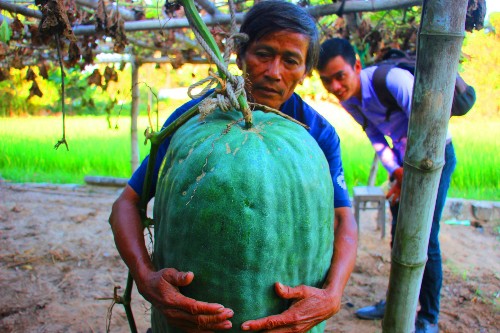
[{"xmin": 382, "ymin": 1, "xmax": 468, "ymax": 332}]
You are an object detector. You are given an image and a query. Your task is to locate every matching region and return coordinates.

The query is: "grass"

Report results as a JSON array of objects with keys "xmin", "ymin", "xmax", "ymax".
[{"xmin": 1, "ymin": 111, "xmax": 498, "ymax": 201}]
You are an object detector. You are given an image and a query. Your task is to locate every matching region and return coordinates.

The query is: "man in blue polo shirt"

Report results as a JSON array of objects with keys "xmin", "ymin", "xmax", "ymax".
[
  {"xmin": 316, "ymin": 37, "xmax": 457, "ymax": 333},
  {"xmin": 109, "ymin": 3, "xmax": 357, "ymax": 332}
]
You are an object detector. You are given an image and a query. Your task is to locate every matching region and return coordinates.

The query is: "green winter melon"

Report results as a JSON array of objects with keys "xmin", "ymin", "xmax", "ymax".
[{"xmin": 152, "ymin": 108, "xmax": 334, "ymax": 333}]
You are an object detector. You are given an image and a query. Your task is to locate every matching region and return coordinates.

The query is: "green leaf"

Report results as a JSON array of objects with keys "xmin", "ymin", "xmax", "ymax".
[{"xmin": 0, "ymin": 20, "xmax": 12, "ymax": 43}]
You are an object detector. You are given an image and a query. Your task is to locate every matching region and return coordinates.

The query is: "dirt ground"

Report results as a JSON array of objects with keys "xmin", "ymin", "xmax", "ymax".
[{"xmin": 1, "ymin": 181, "xmax": 499, "ymax": 333}]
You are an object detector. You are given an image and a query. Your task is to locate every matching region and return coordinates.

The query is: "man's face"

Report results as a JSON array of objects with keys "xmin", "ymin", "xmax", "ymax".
[
  {"xmin": 237, "ymin": 30, "xmax": 309, "ymax": 110},
  {"xmin": 318, "ymin": 56, "xmax": 362, "ymax": 102}
]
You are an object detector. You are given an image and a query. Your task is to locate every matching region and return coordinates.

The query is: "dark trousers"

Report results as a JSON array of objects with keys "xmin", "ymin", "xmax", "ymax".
[{"xmin": 390, "ymin": 142, "xmax": 457, "ymax": 324}]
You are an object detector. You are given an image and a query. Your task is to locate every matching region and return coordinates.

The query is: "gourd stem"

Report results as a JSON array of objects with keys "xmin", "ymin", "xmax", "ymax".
[
  {"xmin": 178, "ymin": 0, "xmax": 252, "ymax": 128},
  {"xmin": 122, "ymin": 273, "xmax": 138, "ymax": 333}
]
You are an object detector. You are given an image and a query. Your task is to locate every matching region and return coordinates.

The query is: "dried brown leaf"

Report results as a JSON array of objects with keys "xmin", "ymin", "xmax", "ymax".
[
  {"xmin": 82, "ymin": 45, "xmax": 94, "ymax": 67},
  {"xmin": 0, "ymin": 68, "xmax": 10, "ymax": 81},
  {"xmin": 12, "ymin": 54, "xmax": 23, "ymax": 69},
  {"xmin": 37, "ymin": 0, "xmax": 77, "ymax": 43},
  {"xmin": 95, "ymin": 0, "xmax": 108, "ymax": 33},
  {"xmin": 10, "ymin": 17, "xmax": 24, "ymax": 36},
  {"xmin": 104, "ymin": 66, "xmax": 118, "ymax": 83},
  {"xmin": 87, "ymin": 69, "xmax": 102, "ymax": 86},
  {"xmin": 108, "ymin": 12, "xmax": 128, "ymax": 53},
  {"xmin": 28, "ymin": 80, "xmax": 43, "ymax": 99},
  {"xmin": 29, "ymin": 25, "xmax": 51, "ymax": 47},
  {"xmin": 26, "ymin": 68, "xmax": 37, "ymax": 81},
  {"xmin": 0, "ymin": 42, "xmax": 7, "ymax": 61},
  {"xmin": 38, "ymin": 62, "xmax": 49, "ymax": 79},
  {"xmin": 64, "ymin": 41, "xmax": 80, "ymax": 67}
]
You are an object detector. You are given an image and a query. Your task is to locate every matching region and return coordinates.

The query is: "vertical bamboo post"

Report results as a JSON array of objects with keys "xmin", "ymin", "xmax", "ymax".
[
  {"xmin": 130, "ymin": 54, "xmax": 140, "ymax": 173},
  {"xmin": 382, "ymin": 1, "xmax": 468, "ymax": 332}
]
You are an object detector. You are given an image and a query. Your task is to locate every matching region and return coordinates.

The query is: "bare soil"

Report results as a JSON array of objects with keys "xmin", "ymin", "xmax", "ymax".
[{"xmin": 1, "ymin": 182, "xmax": 499, "ymax": 333}]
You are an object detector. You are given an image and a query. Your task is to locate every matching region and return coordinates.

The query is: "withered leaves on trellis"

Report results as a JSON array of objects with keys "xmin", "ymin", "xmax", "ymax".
[
  {"xmin": 29, "ymin": 25, "xmax": 52, "ymax": 47},
  {"xmin": 38, "ymin": 62, "xmax": 49, "ymax": 79},
  {"xmin": 82, "ymin": 45, "xmax": 94, "ymax": 67},
  {"xmin": 28, "ymin": 80, "xmax": 43, "ymax": 99},
  {"xmin": 0, "ymin": 68, "xmax": 10, "ymax": 81},
  {"xmin": 169, "ymin": 49, "xmax": 185, "ymax": 69},
  {"xmin": 26, "ymin": 68, "xmax": 37, "ymax": 81},
  {"xmin": 64, "ymin": 41, "xmax": 81, "ymax": 67},
  {"xmin": 465, "ymin": 0, "xmax": 486, "ymax": 31},
  {"xmin": 35, "ymin": 0, "xmax": 77, "ymax": 43},
  {"xmin": 104, "ymin": 66, "xmax": 118, "ymax": 83},
  {"xmin": 87, "ymin": 69, "xmax": 103, "ymax": 87},
  {"xmin": 11, "ymin": 52, "xmax": 23, "ymax": 69},
  {"xmin": 108, "ymin": 12, "xmax": 128, "ymax": 53},
  {"xmin": 10, "ymin": 17, "xmax": 25, "ymax": 39},
  {"xmin": 95, "ymin": 0, "xmax": 108, "ymax": 34},
  {"xmin": 0, "ymin": 42, "xmax": 7, "ymax": 61}
]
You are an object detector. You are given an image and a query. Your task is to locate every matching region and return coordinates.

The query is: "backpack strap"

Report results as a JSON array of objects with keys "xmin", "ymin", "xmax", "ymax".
[{"xmin": 372, "ymin": 64, "xmax": 402, "ymax": 121}]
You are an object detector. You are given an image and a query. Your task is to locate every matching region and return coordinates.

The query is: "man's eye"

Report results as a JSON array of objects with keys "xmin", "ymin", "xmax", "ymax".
[
  {"xmin": 255, "ymin": 51, "xmax": 271, "ymax": 58},
  {"xmin": 284, "ymin": 58, "xmax": 299, "ymax": 65}
]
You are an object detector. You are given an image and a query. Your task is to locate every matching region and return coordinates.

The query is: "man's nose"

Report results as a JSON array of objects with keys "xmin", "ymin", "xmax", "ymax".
[
  {"xmin": 265, "ymin": 58, "xmax": 281, "ymax": 79},
  {"xmin": 329, "ymin": 79, "xmax": 342, "ymax": 93}
]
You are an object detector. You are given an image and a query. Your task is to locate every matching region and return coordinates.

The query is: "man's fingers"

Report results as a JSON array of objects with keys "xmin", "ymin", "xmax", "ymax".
[
  {"xmin": 165, "ymin": 308, "xmax": 234, "ymax": 330},
  {"xmin": 274, "ymin": 282, "xmax": 309, "ymax": 299},
  {"xmin": 241, "ymin": 314, "xmax": 290, "ymax": 331},
  {"xmin": 161, "ymin": 268, "xmax": 194, "ymax": 287}
]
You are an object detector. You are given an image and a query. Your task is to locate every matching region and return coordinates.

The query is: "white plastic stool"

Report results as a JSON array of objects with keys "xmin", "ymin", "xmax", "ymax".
[{"xmin": 353, "ymin": 186, "xmax": 386, "ymax": 238}]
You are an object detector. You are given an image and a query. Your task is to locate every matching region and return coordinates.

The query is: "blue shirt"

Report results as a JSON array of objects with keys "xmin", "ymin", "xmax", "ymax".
[
  {"xmin": 341, "ymin": 67, "xmax": 452, "ymax": 175},
  {"xmin": 129, "ymin": 92, "xmax": 351, "ymax": 208}
]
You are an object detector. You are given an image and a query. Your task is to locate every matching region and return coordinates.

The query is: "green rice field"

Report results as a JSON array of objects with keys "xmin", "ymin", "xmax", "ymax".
[{"xmin": 0, "ymin": 112, "xmax": 498, "ymax": 201}]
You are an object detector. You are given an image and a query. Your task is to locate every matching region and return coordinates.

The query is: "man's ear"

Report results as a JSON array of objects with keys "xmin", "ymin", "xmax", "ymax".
[
  {"xmin": 299, "ymin": 72, "xmax": 307, "ymax": 85},
  {"xmin": 354, "ymin": 59, "xmax": 362, "ymax": 74}
]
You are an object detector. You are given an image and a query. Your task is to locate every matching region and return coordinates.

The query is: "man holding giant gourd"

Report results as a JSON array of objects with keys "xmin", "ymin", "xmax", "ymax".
[{"xmin": 109, "ymin": 1, "xmax": 358, "ymax": 332}]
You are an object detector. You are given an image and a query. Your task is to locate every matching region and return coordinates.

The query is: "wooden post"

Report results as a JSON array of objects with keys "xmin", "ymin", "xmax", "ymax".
[
  {"xmin": 382, "ymin": 0, "xmax": 468, "ymax": 332},
  {"xmin": 130, "ymin": 55, "xmax": 140, "ymax": 173}
]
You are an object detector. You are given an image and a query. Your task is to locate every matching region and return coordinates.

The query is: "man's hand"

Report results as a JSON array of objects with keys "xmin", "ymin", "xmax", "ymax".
[
  {"xmin": 240, "ymin": 282, "xmax": 340, "ymax": 332},
  {"xmin": 137, "ymin": 268, "xmax": 234, "ymax": 332},
  {"xmin": 386, "ymin": 167, "xmax": 404, "ymax": 205}
]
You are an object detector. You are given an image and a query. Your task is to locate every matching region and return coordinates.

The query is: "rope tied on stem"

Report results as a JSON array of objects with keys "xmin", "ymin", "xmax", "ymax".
[{"xmin": 185, "ymin": 0, "xmax": 252, "ymax": 125}]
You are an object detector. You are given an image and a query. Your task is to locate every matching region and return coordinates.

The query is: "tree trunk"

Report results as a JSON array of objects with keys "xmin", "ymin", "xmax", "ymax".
[
  {"xmin": 382, "ymin": 0, "xmax": 468, "ymax": 332},
  {"xmin": 130, "ymin": 55, "xmax": 140, "ymax": 173}
]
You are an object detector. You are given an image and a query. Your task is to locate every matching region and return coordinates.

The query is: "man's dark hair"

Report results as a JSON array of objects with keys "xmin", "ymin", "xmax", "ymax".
[
  {"xmin": 238, "ymin": 0, "xmax": 319, "ymax": 74},
  {"xmin": 317, "ymin": 38, "xmax": 356, "ymax": 71}
]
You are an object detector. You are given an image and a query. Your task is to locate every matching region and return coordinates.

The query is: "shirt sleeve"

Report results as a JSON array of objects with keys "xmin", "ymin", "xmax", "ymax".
[
  {"xmin": 314, "ymin": 124, "xmax": 352, "ymax": 208},
  {"xmin": 340, "ymin": 99, "xmax": 402, "ymax": 176},
  {"xmin": 288, "ymin": 96, "xmax": 352, "ymax": 208},
  {"xmin": 364, "ymin": 120, "xmax": 401, "ymax": 176}
]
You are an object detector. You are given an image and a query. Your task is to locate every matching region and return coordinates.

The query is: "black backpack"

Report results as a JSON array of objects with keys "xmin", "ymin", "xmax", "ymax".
[{"xmin": 371, "ymin": 49, "xmax": 476, "ymax": 122}]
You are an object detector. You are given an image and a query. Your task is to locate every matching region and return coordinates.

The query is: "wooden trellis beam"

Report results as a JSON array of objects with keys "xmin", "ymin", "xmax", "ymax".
[{"xmin": 0, "ymin": 0, "xmax": 423, "ymax": 35}]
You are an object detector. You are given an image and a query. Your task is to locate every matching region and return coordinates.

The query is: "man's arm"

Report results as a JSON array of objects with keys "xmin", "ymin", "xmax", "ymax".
[
  {"xmin": 109, "ymin": 185, "xmax": 234, "ymax": 331},
  {"xmin": 365, "ymin": 123, "xmax": 401, "ymax": 176},
  {"xmin": 241, "ymin": 206, "xmax": 358, "ymax": 332}
]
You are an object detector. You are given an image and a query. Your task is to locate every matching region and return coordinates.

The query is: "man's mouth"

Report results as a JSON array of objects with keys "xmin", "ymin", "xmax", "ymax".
[
  {"xmin": 334, "ymin": 90, "xmax": 346, "ymax": 100},
  {"xmin": 254, "ymin": 85, "xmax": 283, "ymax": 96}
]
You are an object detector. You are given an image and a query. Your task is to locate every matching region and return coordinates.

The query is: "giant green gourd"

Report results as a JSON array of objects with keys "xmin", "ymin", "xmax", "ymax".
[{"xmin": 152, "ymin": 108, "xmax": 334, "ymax": 333}]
